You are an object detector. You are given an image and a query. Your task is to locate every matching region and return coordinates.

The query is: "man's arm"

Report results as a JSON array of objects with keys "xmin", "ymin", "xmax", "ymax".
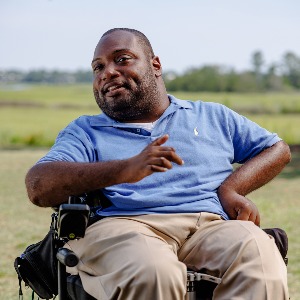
[
  {"xmin": 26, "ymin": 135, "xmax": 184, "ymax": 207},
  {"xmin": 217, "ymin": 140, "xmax": 291, "ymax": 226}
]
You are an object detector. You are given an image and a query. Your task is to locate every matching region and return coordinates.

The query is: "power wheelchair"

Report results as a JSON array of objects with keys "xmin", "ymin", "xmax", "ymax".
[{"xmin": 17, "ymin": 194, "xmax": 289, "ymax": 300}]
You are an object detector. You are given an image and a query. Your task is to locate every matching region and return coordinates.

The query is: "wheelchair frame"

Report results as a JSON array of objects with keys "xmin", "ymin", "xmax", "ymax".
[{"xmin": 53, "ymin": 197, "xmax": 288, "ymax": 300}]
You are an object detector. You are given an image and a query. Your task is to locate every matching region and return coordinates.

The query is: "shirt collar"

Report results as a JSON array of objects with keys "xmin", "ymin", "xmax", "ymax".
[
  {"xmin": 168, "ymin": 94, "xmax": 193, "ymax": 109},
  {"xmin": 89, "ymin": 94, "xmax": 192, "ymax": 127}
]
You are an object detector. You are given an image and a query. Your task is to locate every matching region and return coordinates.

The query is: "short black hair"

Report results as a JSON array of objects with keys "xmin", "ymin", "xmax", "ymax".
[{"xmin": 101, "ymin": 28, "xmax": 155, "ymax": 58}]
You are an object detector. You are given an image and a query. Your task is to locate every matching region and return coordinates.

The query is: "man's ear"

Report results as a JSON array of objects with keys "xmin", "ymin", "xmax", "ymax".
[{"xmin": 152, "ymin": 56, "xmax": 162, "ymax": 77}]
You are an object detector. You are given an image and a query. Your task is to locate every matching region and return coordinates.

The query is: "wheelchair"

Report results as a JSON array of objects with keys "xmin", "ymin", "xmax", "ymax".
[{"xmin": 52, "ymin": 195, "xmax": 288, "ymax": 300}]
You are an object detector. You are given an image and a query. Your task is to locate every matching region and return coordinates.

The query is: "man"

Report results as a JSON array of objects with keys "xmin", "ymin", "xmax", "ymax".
[{"xmin": 26, "ymin": 28, "xmax": 291, "ymax": 299}]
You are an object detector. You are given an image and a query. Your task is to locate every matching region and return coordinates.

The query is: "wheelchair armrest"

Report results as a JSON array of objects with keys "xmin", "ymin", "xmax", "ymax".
[
  {"xmin": 57, "ymin": 203, "xmax": 90, "ymax": 240},
  {"xmin": 57, "ymin": 248, "xmax": 79, "ymax": 267}
]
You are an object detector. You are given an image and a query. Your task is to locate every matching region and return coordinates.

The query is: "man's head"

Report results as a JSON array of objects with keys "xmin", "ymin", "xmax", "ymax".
[
  {"xmin": 92, "ymin": 28, "xmax": 169, "ymax": 122},
  {"xmin": 101, "ymin": 28, "xmax": 155, "ymax": 59}
]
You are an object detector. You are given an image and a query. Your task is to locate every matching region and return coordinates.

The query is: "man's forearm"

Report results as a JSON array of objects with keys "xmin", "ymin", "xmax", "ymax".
[{"xmin": 25, "ymin": 160, "xmax": 129, "ymax": 207}]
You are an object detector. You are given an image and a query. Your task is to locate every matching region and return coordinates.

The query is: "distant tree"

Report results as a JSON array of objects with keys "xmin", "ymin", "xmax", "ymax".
[
  {"xmin": 74, "ymin": 70, "xmax": 93, "ymax": 83},
  {"xmin": 251, "ymin": 51, "xmax": 264, "ymax": 73},
  {"xmin": 165, "ymin": 65, "xmax": 227, "ymax": 92},
  {"xmin": 0, "ymin": 70, "xmax": 24, "ymax": 83},
  {"xmin": 251, "ymin": 50, "xmax": 265, "ymax": 90},
  {"xmin": 223, "ymin": 69, "xmax": 239, "ymax": 92},
  {"xmin": 22, "ymin": 70, "xmax": 48, "ymax": 83},
  {"xmin": 281, "ymin": 51, "xmax": 300, "ymax": 88},
  {"xmin": 264, "ymin": 63, "xmax": 283, "ymax": 91}
]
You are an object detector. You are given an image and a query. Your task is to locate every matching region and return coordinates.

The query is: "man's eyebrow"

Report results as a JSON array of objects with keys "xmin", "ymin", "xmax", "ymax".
[
  {"xmin": 113, "ymin": 48, "xmax": 131, "ymax": 54},
  {"xmin": 91, "ymin": 58, "xmax": 100, "ymax": 65},
  {"xmin": 91, "ymin": 48, "xmax": 134, "ymax": 65}
]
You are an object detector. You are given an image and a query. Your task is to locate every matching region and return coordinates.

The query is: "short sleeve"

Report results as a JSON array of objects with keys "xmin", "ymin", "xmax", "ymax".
[
  {"xmin": 226, "ymin": 108, "xmax": 281, "ymax": 164},
  {"xmin": 37, "ymin": 117, "xmax": 96, "ymax": 164}
]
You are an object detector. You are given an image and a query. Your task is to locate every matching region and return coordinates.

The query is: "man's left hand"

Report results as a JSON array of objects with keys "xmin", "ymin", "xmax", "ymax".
[{"xmin": 218, "ymin": 189, "xmax": 260, "ymax": 226}]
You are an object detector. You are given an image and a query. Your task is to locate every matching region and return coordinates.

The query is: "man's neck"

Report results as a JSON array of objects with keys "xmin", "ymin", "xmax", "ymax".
[{"xmin": 127, "ymin": 94, "xmax": 170, "ymax": 123}]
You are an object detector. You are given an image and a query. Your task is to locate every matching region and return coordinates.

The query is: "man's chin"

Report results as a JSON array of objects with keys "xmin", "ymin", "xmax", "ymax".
[{"xmin": 103, "ymin": 106, "xmax": 143, "ymax": 122}]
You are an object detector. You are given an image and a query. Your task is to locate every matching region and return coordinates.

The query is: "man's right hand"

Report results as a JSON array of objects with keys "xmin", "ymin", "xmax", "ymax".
[{"xmin": 124, "ymin": 134, "xmax": 184, "ymax": 183}]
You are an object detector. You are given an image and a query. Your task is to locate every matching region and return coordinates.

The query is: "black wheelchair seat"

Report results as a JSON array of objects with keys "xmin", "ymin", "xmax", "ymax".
[{"xmin": 67, "ymin": 275, "xmax": 96, "ymax": 300}]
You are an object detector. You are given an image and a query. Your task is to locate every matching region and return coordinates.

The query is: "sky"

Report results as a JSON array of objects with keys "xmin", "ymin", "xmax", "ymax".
[{"xmin": 1, "ymin": 0, "xmax": 300, "ymax": 73}]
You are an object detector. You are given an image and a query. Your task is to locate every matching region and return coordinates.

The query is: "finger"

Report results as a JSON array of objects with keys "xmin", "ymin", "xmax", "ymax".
[
  {"xmin": 225, "ymin": 209, "xmax": 239, "ymax": 221},
  {"xmin": 247, "ymin": 204, "xmax": 260, "ymax": 225},
  {"xmin": 150, "ymin": 165, "xmax": 168, "ymax": 172},
  {"xmin": 236, "ymin": 208, "xmax": 251, "ymax": 221},
  {"xmin": 150, "ymin": 134, "xmax": 169, "ymax": 146},
  {"xmin": 156, "ymin": 150, "xmax": 184, "ymax": 165},
  {"xmin": 255, "ymin": 213, "xmax": 261, "ymax": 227},
  {"xmin": 245, "ymin": 199, "xmax": 260, "ymax": 226},
  {"xmin": 237, "ymin": 207, "xmax": 260, "ymax": 225},
  {"xmin": 158, "ymin": 146, "xmax": 176, "ymax": 152},
  {"xmin": 147, "ymin": 157, "xmax": 173, "ymax": 171},
  {"xmin": 248, "ymin": 211, "xmax": 257, "ymax": 224}
]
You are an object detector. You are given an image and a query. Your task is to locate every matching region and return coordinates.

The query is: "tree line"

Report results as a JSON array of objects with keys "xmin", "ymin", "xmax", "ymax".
[
  {"xmin": 0, "ymin": 69, "xmax": 94, "ymax": 85},
  {"xmin": 164, "ymin": 51, "xmax": 300, "ymax": 92},
  {"xmin": 1, "ymin": 51, "xmax": 299, "ymax": 92}
]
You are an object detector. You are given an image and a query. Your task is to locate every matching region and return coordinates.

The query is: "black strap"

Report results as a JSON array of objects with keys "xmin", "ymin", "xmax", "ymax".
[{"xmin": 14, "ymin": 257, "xmax": 24, "ymax": 300}]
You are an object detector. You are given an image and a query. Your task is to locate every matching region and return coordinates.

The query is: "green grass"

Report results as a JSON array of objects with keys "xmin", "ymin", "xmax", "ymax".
[
  {"xmin": 1, "ymin": 85, "xmax": 300, "ymax": 147},
  {"xmin": 0, "ymin": 106, "xmax": 98, "ymax": 148},
  {"xmin": 173, "ymin": 91, "xmax": 300, "ymax": 114},
  {"xmin": 244, "ymin": 114, "xmax": 300, "ymax": 145},
  {"xmin": 0, "ymin": 149, "xmax": 51, "ymax": 299},
  {"xmin": 1, "ymin": 150, "xmax": 300, "ymax": 299},
  {"xmin": 0, "ymin": 83, "xmax": 95, "ymax": 107},
  {"xmin": 0, "ymin": 84, "xmax": 99, "ymax": 148}
]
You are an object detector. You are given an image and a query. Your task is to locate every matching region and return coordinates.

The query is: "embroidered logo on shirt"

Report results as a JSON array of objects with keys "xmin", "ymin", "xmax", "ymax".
[{"xmin": 194, "ymin": 127, "xmax": 199, "ymax": 136}]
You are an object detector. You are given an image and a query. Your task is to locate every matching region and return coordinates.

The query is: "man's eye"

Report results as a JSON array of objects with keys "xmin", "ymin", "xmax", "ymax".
[
  {"xmin": 93, "ymin": 64, "xmax": 103, "ymax": 72},
  {"xmin": 117, "ymin": 56, "xmax": 131, "ymax": 63}
]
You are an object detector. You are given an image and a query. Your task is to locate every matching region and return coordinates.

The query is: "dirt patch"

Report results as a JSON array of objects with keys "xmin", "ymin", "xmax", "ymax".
[
  {"xmin": 0, "ymin": 100, "xmax": 44, "ymax": 108},
  {"xmin": 0, "ymin": 100, "xmax": 95, "ymax": 110}
]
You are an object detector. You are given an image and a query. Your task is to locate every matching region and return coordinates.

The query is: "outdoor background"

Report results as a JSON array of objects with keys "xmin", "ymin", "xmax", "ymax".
[{"xmin": 1, "ymin": 0, "xmax": 299, "ymax": 299}]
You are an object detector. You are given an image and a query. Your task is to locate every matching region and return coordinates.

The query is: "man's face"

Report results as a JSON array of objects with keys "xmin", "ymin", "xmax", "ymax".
[{"xmin": 92, "ymin": 31, "xmax": 160, "ymax": 122}]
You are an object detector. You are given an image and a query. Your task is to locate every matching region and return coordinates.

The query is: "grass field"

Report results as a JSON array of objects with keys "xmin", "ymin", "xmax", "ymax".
[
  {"xmin": 1, "ymin": 84, "xmax": 300, "ymax": 147},
  {"xmin": 0, "ymin": 150, "xmax": 300, "ymax": 299},
  {"xmin": 0, "ymin": 84, "xmax": 299, "ymax": 298}
]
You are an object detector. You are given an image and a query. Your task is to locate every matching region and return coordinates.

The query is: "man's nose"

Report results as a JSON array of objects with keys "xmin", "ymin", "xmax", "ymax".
[{"xmin": 102, "ymin": 63, "xmax": 119, "ymax": 81}]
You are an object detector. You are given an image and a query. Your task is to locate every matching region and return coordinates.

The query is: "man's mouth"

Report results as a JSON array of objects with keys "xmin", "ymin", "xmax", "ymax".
[{"xmin": 103, "ymin": 82, "xmax": 128, "ymax": 96}]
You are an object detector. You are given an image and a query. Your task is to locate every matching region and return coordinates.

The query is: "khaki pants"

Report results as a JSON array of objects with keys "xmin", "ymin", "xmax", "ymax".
[{"xmin": 65, "ymin": 213, "xmax": 288, "ymax": 300}]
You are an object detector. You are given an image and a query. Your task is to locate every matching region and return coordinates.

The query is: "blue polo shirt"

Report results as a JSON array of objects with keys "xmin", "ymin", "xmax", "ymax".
[{"xmin": 37, "ymin": 95, "xmax": 281, "ymax": 219}]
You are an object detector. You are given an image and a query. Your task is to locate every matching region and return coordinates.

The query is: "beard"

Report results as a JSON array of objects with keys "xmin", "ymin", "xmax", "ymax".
[{"xmin": 93, "ymin": 65, "xmax": 161, "ymax": 122}]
